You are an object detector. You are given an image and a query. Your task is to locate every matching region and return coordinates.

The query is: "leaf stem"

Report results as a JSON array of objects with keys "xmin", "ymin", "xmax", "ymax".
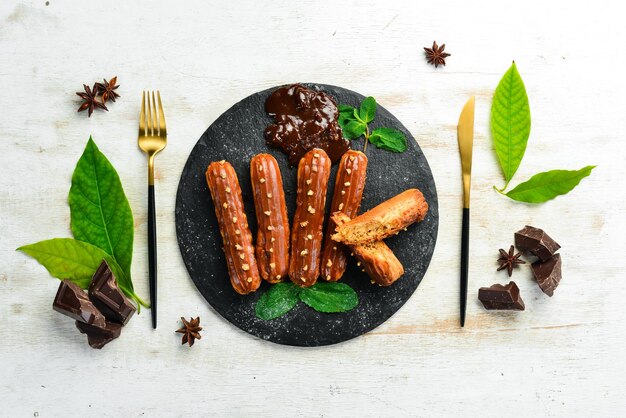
[
  {"xmin": 493, "ymin": 185, "xmax": 507, "ymax": 195},
  {"xmin": 363, "ymin": 125, "xmax": 370, "ymax": 152}
]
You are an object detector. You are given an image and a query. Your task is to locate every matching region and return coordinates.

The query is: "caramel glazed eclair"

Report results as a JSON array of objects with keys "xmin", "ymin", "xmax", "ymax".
[
  {"xmin": 289, "ymin": 148, "xmax": 331, "ymax": 287},
  {"xmin": 250, "ymin": 154, "xmax": 290, "ymax": 284},
  {"xmin": 206, "ymin": 160, "xmax": 261, "ymax": 295},
  {"xmin": 319, "ymin": 150, "xmax": 368, "ymax": 282}
]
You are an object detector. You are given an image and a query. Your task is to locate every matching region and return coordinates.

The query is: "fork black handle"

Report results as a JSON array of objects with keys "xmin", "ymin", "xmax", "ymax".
[
  {"xmin": 460, "ymin": 207, "xmax": 470, "ymax": 327},
  {"xmin": 148, "ymin": 185, "xmax": 157, "ymax": 329}
]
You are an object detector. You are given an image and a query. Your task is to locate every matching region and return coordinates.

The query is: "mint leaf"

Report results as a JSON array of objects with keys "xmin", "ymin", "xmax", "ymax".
[
  {"xmin": 370, "ymin": 127, "xmax": 407, "ymax": 153},
  {"xmin": 299, "ymin": 282, "xmax": 358, "ymax": 313},
  {"xmin": 359, "ymin": 96, "xmax": 377, "ymax": 123},
  {"xmin": 17, "ymin": 238, "xmax": 126, "ymax": 290},
  {"xmin": 342, "ymin": 120, "xmax": 367, "ymax": 139},
  {"xmin": 255, "ymin": 282, "xmax": 300, "ymax": 320},
  {"xmin": 504, "ymin": 166, "xmax": 595, "ymax": 203},
  {"xmin": 491, "ymin": 62, "xmax": 531, "ymax": 187},
  {"xmin": 68, "ymin": 138, "xmax": 134, "ymax": 283},
  {"xmin": 338, "ymin": 105, "xmax": 357, "ymax": 125}
]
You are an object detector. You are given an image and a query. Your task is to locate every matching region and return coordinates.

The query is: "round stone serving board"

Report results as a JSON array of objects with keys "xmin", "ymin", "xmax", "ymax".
[{"xmin": 175, "ymin": 83, "xmax": 438, "ymax": 346}]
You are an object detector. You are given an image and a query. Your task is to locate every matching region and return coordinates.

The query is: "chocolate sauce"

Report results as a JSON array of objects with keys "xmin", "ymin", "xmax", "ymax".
[{"xmin": 264, "ymin": 84, "xmax": 349, "ymax": 166}]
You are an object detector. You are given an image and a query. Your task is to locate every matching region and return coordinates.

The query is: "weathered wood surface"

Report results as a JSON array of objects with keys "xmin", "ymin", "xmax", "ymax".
[{"xmin": 1, "ymin": 1, "xmax": 624, "ymax": 416}]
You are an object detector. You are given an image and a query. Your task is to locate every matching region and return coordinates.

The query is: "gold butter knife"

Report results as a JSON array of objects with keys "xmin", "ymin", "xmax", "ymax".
[{"xmin": 457, "ymin": 96, "xmax": 475, "ymax": 327}]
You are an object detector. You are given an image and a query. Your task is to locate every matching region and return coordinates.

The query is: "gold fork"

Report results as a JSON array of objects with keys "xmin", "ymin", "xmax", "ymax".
[{"xmin": 138, "ymin": 91, "xmax": 167, "ymax": 329}]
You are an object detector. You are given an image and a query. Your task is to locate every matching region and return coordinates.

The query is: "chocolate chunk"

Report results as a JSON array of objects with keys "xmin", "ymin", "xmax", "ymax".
[
  {"xmin": 531, "ymin": 253, "xmax": 562, "ymax": 297},
  {"xmin": 478, "ymin": 281, "xmax": 525, "ymax": 310},
  {"xmin": 264, "ymin": 84, "xmax": 350, "ymax": 166},
  {"xmin": 88, "ymin": 260, "xmax": 136, "ymax": 325},
  {"xmin": 53, "ymin": 280, "xmax": 106, "ymax": 326},
  {"xmin": 514, "ymin": 225, "xmax": 560, "ymax": 261},
  {"xmin": 75, "ymin": 320, "xmax": 122, "ymax": 349}
]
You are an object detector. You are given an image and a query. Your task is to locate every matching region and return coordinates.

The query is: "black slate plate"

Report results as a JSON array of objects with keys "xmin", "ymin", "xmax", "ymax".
[{"xmin": 175, "ymin": 83, "xmax": 438, "ymax": 346}]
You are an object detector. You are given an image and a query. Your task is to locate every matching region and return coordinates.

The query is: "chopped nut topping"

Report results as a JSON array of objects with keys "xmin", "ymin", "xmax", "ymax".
[
  {"xmin": 235, "ymin": 229, "xmax": 241, "ymax": 235},
  {"xmin": 232, "ymin": 216, "xmax": 238, "ymax": 223},
  {"xmin": 326, "ymin": 259, "xmax": 332, "ymax": 267},
  {"xmin": 312, "ymin": 166, "xmax": 318, "ymax": 172},
  {"xmin": 220, "ymin": 172, "xmax": 227, "ymax": 179},
  {"xmin": 258, "ymin": 165, "xmax": 263, "ymax": 172},
  {"xmin": 247, "ymin": 277, "xmax": 252, "ymax": 283},
  {"xmin": 301, "ymin": 277, "xmax": 306, "ymax": 281},
  {"xmin": 276, "ymin": 275, "xmax": 281, "ymax": 280},
  {"xmin": 222, "ymin": 203, "xmax": 228, "ymax": 209},
  {"xmin": 259, "ymin": 178, "xmax": 266, "ymax": 184},
  {"xmin": 270, "ymin": 237, "xmax": 275, "ymax": 243},
  {"xmin": 267, "ymin": 193, "xmax": 273, "ymax": 198},
  {"xmin": 269, "ymin": 262, "xmax": 276, "ymax": 268},
  {"xmin": 264, "ymin": 210, "xmax": 271, "ymax": 216},
  {"xmin": 239, "ymin": 254, "xmax": 245, "ymax": 260},
  {"xmin": 326, "ymin": 275, "xmax": 331, "ymax": 281},
  {"xmin": 269, "ymin": 248, "xmax": 274, "ymax": 253},
  {"xmin": 338, "ymin": 203, "xmax": 344, "ymax": 211},
  {"xmin": 307, "ymin": 205, "xmax": 315, "ymax": 214},
  {"xmin": 332, "ymin": 246, "xmax": 337, "ymax": 250},
  {"xmin": 357, "ymin": 261, "xmax": 361, "ymax": 266},
  {"xmin": 300, "ymin": 221, "xmax": 309, "ymax": 228},
  {"xmin": 313, "ymin": 153, "xmax": 319, "ymax": 158},
  {"xmin": 242, "ymin": 264, "xmax": 250, "ymax": 271},
  {"xmin": 303, "ymin": 265, "xmax": 308, "ymax": 271},
  {"xmin": 235, "ymin": 244, "xmax": 243, "ymax": 250},
  {"xmin": 349, "ymin": 156, "xmax": 355, "ymax": 161},
  {"xmin": 370, "ymin": 279, "xmax": 375, "ymax": 284},
  {"xmin": 350, "ymin": 252, "xmax": 354, "ymax": 256},
  {"xmin": 225, "ymin": 186, "xmax": 231, "ymax": 193},
  {"xmin": 307, "ymin": 190, "xmax": 314, "ymax": 196},
  {"xmin": 306, "ymin": 179, "xmax": 312, "ymax": 185},
  {"xmin": 341, "ymin": 190, "xmax": 346, "ymax": 195},
  {"xmin": 267, "ymin": 225, "xmax": 273, "ymax": 231},
  {"xmin": 344, "ymin": 182, "xmax": 351, "ymax": 187},
  {"xmin": 300, "ymin": 249, "xmax": 308, "ymax": 256},
  {"xmin": 307, "ymin": 234, "xmax": 313, "ymax": 240},
  {"xmin": 346, "ymin": 168, "xmax": 352, "ymax": 174},
  {"xmin": 219, "ymin": 160, "xmax": 226, "ymax": 164}
]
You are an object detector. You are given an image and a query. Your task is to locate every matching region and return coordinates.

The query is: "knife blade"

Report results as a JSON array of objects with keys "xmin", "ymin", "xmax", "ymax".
[{"xmin": 457, "ymin": 96, "xmax": 475, "ymax": 327}]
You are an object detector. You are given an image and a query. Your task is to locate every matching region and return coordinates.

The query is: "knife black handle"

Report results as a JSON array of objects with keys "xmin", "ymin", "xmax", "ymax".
[
  {"xmin": 148, "ymin": 184, "xmax": 157, "ymax": 329},
  {"xmin": 460, "ymin": 207, "xmax": 470, "ymax": 327}
]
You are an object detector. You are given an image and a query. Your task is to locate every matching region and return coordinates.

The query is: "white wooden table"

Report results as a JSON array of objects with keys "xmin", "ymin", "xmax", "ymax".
[{"xmin": 1, "ymin": 1, "xmax": 625, "ymax": 416}]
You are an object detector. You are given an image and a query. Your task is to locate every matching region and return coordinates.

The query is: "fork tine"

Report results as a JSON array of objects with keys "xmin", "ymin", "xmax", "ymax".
[
  {"xmin": 147, "ymin": 90, "xmax": 154, "ymax": 135},
  {"xmin": 151, "ymin": 91, "xmax": 158, "ymax": 136},
  {"xmin": 157, "ymin": 91, "xmax": 166, "ymax": 136},
  {"xmin": 139, "ymin": 91, "xmax": 146, "ymax": 136}
]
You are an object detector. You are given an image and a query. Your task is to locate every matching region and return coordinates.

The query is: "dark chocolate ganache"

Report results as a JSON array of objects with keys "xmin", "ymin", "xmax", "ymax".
[{"xmin": 264, "ymin": 84, "xmax": 350, "ymax": 166}]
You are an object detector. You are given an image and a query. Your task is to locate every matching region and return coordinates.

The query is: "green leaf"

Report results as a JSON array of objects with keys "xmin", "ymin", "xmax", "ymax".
[
  {"xmin": 18, "ymin": 238, "xmax": 147, "ymax": 307},
  {"xmin": 491, "ymin": 62, "xmax": 531, "ymax": 186},
  {"xmin": 18, "ymin": 238, "xmax": 125, "ymax": 289},
  {"xmin": 68, "ymin": 138, "xmax": 134, "ymax": 284},
  {"xmin": 369, "ymin": 127, "xmax": 407, "ymax": 153},
  {"xmin": 299, "ymin": 282, "xmax": 358, "ymax": 313},
  {"xmin": 255, "ymin": 282, "xmax": 301, "ymax": 320},
  {"xmin": 504, "ymin": 166, "xmax": 596, "ymax": 203},
  {"xmin": 342, "ymin": 120, "xmax": 367, "ymax": 140},
  {"xmin": 359, "ymin": 96, "xmax": 377, "ymax": 123}
]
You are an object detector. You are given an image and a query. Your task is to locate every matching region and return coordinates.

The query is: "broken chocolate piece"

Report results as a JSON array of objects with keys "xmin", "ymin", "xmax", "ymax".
[
  {"xmin": 88, "ymin": 260, "xmax": 136, "ymax": 325},
  {"xmin": 53, "ymin": 280, "xmax": 106, "ymax": 326},
  {"xmin": 514, "ymin": 225, "xmax": 561, "ymax": 261},
  {"xmin": 478, "ymin": 281, "xmax": 525, "ymax": 310},
  {"xmin": 75, "ymin": 320, "xmax": 122, "ymax": 349},
  {"xmin": 531, "ymin": 253, "xmax": 562, "ymax": 297}
]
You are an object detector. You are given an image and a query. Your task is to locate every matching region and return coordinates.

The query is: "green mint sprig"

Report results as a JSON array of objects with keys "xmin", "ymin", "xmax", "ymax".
[
  {"xmin": 338, "ymin": 96, "xmax": 407, "ymax": 153},
  {"xmin": 255, "ymin": 281, "xmax": 358, "ymax": 320},
  {"xmin": 18, "ymin": 137, "xmax": 148, "ymax": 309},
  {"xmin": 490, "ymin": 62, "xmax": 595, "ymax": 203}
]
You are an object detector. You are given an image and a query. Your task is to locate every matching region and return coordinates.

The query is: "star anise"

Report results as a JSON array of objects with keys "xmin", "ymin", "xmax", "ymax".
[
  {"xmin": 76, "ymin": 83, "xmax": 108, "ymax": 117},
  {"xmin": 95, "ymin": 76, "xmax": 120, "ymax": 103},
  {"xmin": 176, "ymin": 316, "xmax": 202, "ymax": 347},
  {"xmin": 423, "ymin": 41, "xmax": 451, "ymax": 68},
  {"xmin": 497, "ymin": 245, "xmax": 526, "ymax": 277}
]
